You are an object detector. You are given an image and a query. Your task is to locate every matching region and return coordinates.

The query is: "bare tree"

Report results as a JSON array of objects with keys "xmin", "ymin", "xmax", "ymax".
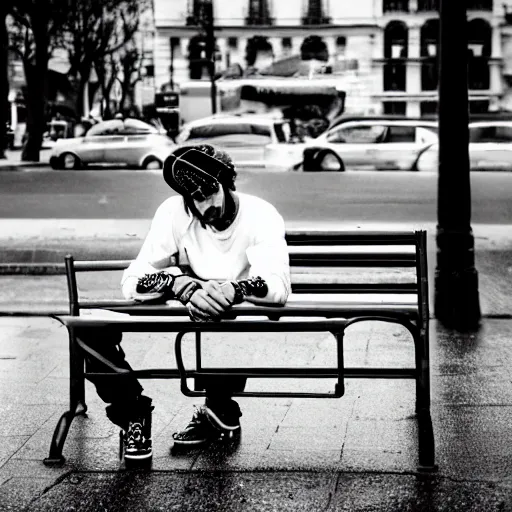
[
  {"xmin": 8, "ymin": 0, "xmax": 66, "ymax": 161},
  {"xmin": 64, "ymin": 0, "xmax": 146, "ymax": 117},
  {"xmin": 118, "ymin": 44, "xmax": 143, "ymax": 114},
  {"xmin": 0, "ymin": 2, "xmax": 13, "ymax": 159}
]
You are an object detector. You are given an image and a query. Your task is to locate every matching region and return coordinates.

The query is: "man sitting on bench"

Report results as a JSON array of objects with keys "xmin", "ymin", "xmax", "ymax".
[{"xmin": 78, "ymin": 144, "xmax": 291, "ymax": 463}]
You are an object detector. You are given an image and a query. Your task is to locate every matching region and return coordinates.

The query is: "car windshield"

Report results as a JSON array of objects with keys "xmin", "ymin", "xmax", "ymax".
[
  {"xmin": 186, "ymin": 123, "xmax": 271, "ymax": 139},
  {"xmin": 86, "ymin": 119, "xmax": 158, "ymax": 137},
  {"xmin": 327, "ymin": 125, "xmax": 387, "ymax": 143},
  {"xmin": 122, "ymin": 119, "xmax": 159, "ymax": 134}
]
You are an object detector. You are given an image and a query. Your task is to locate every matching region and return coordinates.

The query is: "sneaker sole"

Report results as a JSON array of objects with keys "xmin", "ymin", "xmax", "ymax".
[
  {"xmin": 124, "ymin": 451, "xmax": 152, "ymax": 460},
  {"xmin": 204, "ymin": 407, "xmax": 241, "ymax": 432},
  {"xmin": 172, "ymin": 437, "xmax": 210, "ymax": 446}
]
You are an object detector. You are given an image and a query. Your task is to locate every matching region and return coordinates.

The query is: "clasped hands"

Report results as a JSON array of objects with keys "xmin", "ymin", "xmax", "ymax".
[{"xmin": 178, "ymin": 277, "xmax": 237, "ymax": 322}]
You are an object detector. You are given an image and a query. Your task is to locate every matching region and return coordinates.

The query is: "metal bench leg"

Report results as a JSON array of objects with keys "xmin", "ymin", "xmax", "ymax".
[
  {"xmin": 414, "ymin": 328, "xmax": 437, "ymax": 472},
  {"xmin": 44, "ymin": 328, "xmax": 87, "ymax": 466},
  {"xmin": 334, "ymin": 331, "xmax": 345, "ymax": 397},
  {"xmin": 417, "ymin": 407, "xmax": 437, "ymax": 472}
]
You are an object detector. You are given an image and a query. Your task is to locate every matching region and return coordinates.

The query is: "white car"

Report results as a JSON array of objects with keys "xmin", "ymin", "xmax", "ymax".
[
  {"xmin": 265, "ymin": 118, "xmax": 439, "ymax": 172},
  {"xmin": 417, "ymin": 121, "xmax": 512, "ymax": 172},
  {"xmin": 50, "ymin": 118, "xmax": 176, "ymax": 170},
  {"xmin": 176, "ymin": 114, "xmax": 291, "ymax": 168}
]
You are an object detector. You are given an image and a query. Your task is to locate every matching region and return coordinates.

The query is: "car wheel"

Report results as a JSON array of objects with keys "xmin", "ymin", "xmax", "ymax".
[
  {"xmin": 50, "ymin": 156, "xmax": 62, "ymax": 170},
  {"xmin": 302, "ymin": 148, "xmax": 345, "ymax": 172},
  {"xmin": 60, "ymin": 152, "xmax": 81, "ymax": 170},
  {"xmin": 142, "ymin": 157, "xmax": 163, "ymax": 170}
]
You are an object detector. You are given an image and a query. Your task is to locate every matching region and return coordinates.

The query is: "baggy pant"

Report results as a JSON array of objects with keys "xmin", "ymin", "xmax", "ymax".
[{"xmin": 76, "ymin": 327, "xmax": 246, "ymax": 425}]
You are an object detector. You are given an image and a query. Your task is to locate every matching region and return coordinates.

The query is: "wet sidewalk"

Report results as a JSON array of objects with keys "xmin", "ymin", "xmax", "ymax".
[{"xmin": 0, "ymin": 312, "xmax": 511, "ymax": 510}]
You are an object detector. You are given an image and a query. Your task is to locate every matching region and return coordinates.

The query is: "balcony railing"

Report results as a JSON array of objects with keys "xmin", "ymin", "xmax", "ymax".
[
  {"xmin": 383, "ymin": 0, "xmax": 409, "ymax": 13},
  {"xmin": 301, "ymin": 15, "xmax": 331, "ymax": 24},
  {"xmin": 245, "ymin": 15, "xmax": 274, "ymax": 25}
]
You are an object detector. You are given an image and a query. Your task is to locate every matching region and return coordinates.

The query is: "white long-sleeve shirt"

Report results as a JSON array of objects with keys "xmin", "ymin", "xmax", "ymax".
[{"xmin": 121, "ymin": 192, "xmax": 291, "ymax": 304}]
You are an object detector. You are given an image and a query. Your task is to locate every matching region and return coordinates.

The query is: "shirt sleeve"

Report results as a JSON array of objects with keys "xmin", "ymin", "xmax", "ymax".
[
  {"xmin": 121, "ymin": 200, "xmax": 183, "ymax": 299},
  {"xmin": 245, "ymin": 204, "xmax": 291, "ymax": 305}
]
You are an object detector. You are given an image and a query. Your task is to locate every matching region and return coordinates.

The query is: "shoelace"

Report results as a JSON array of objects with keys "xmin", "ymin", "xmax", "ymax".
[
  {"xmin": 136, "ymin": 272, "xmax": 173, "ymax": 294},
  {"xmin": 126, "ymin": 422, "xmax": 144, "ymax": 445},
  {"xmin": 188, "ymin": 405, "xmax": 208, "ymax": 427}
]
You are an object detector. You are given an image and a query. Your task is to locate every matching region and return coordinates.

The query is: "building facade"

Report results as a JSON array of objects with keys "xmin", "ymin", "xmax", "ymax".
[{"xmin": 152, "ymin": 0, "xmax": 507, "ymax": 116}]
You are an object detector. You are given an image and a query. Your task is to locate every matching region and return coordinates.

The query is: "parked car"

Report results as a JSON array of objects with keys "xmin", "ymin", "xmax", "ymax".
[
  {"xmin": 49, "ymin": 118, "xmax": 176, "ymax": 170},
  {"xmin": 264, "ymin": 118, "xmax": 439, "ymax": 172},
  {"xmin": 416, "ymin": 121, "xmax": 512, "ymax": 172},
  {"xmin": 176, "ymin": 114, "xmax": 291, "ymax": 167}
]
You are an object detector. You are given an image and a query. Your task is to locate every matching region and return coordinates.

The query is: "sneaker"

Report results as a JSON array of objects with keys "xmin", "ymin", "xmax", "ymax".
[
  {"xmin": 120, "ymin": 398, "xmax": 153, "ymax": 462},
  {"xmin": 203, "ymin": 404, "xmax": 241, "ymax": 433},
  {"xmin": 134, "ymin": 272, "xmax": 174, "ymax": 301},
  {"xmin": 172, "ymin": 406, "xmax": 217, "ymax": 446},
  {"xmin": 123, "ymin": 419, "xmax": 152, "ymax": 461}
]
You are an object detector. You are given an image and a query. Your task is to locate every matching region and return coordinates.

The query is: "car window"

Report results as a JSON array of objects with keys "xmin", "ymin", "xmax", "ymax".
[
  {"xmin": 326, "ymin": 125, "xmax": 387, "ymax": 143},
  {"xmin": 121, "ymin": 119, "xmax": 158, "ymax": 135},
  {"xmin": 470, "ymin": 125, "xmax": 512, "ymax": 143},
  {"xmin": 86, "ymin": 120, "xmax": 124, "ymax": 136},
  {"xmin": 385, "ymin": 125, "xmax": 416, "ymax": 143},
  {"xmin": 185, "ymin": 133, "xmax": 272, "ymax": 147},
  {"xmin": 187, "ymin": 123, "xmax": 254, "ymax": 139}
]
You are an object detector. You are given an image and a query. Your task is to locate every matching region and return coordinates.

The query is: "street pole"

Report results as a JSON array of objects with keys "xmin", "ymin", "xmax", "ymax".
[
  {"xmin": 435, "ymin": 0, "xmax": 481, "ymax": 329},
  {"xmin": 202, "ymin": 2, "xmax": 217, "ymax": 115}
]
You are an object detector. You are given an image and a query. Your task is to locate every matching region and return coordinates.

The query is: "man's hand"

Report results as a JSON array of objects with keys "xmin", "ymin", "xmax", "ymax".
[
  {"xmin": 220, "ymin": 281, "xmax": 236, "ymax": 304},
  {"xmin": 187, "ymin": 280, "xmax": 232, "ymax": 321}
]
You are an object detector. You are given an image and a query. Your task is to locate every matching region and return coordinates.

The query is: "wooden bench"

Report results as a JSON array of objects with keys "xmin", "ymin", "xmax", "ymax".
[{"xmin": 44, "ymin": 229, "xmax": 436, "ymax": 471}]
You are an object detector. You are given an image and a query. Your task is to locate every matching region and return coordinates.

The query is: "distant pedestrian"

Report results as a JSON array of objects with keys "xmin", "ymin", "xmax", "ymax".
[{"xmin": 77, "ymin": 144, "xmax": 291, "ymax": 463}]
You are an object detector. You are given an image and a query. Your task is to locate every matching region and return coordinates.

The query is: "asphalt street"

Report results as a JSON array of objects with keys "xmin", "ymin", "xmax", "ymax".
[{"xmin": 0, "ymin": 167, "xmax": 512, "ymax": 225}]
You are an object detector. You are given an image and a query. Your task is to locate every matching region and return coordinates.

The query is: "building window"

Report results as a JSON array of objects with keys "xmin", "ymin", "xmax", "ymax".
[
  {"xmin": 383, "ymin": 102, "xmax": 406, "ymax": 115},
  {"xmin": 302, "ymin": 0, "xmax": 331, "ymax": 25},
  {"xmin": 468, "ymin": 18, "xmax": 491, "ymax": 90},
  {"xmin": 384, "ymin": 22, "xmax": 407, "ymax": 91},
  {"xmin": 246, "ymin": 0, "xmax": 273, "ymax": 25},
  {"xmin": 467, "ymin": 0, "xmax": 492, "ymax": 10},
  {"xmin": 384, "ymin": 21, "xmax": 408, "ymax": 59},
  {"xmin": 420, "ymin": 101, "xmax": 438, "ymax": 116},
  {"xmin": 421, "ymin": 19, "xmax": 439, "ymax": 91},
  {"xmin": 281, "ymin": 37, "xmax": 292, "ymax": 56},
  {"xmin": 336, "ymin": 36, "xmax": 346, "ymax": 54},
  {"xmin": 383, "ymin": 0, "xmax": 409, "ymax": 13},
  {"xmin": 188, "ymin": 35, "xmax": 211, "ymax": 80},
  {"xmin": 417, "ymin": 0, "xmax": 439, "ymax": 11},
  {"xmin": 187, "ymin": 0, "xmax": 212, "ymax": 25},
  {"xmin": 384, "ymin": 63, "xmax": 406, "ymax": 91},
  {"xmin": 228, "ymin": 37, "xmax": 238, "ymax": 49}
]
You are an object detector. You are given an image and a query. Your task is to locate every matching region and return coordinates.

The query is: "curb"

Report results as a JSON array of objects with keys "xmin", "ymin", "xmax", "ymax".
[
  {"xmin": 0, "ymin": 163, "xmax": 50, "ymax": 171},
  {"xmin": 0, "ymin": 239, "xmax": 142, "ymax": 274}
]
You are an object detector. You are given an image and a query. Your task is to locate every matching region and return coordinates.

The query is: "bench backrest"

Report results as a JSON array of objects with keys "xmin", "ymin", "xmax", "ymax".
[{"xmin": 63, "ymin": 229, "xmax": 429, "ymax": 326}]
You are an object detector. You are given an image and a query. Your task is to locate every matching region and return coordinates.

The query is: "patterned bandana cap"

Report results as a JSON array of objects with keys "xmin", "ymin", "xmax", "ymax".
[
  {"xmin": 164, "ymin": 145, "xmax": 236, "ymax": 199},
  {"xmin": 171, "ymin": 149, "xmax": 220, "ymax": 200}
]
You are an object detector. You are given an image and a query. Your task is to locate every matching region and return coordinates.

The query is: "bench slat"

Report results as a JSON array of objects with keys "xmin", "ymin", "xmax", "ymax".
[
  {"xmin": 286, "ymin": 231, "xmax": 418, "ymax": 245},
  {"xmin": 292, "ymin": 283, "xmax": 417, "ymax": 293},
  {"xmin": 289, "ymin": 256, "xmax": 417, "ymax": 267}
]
